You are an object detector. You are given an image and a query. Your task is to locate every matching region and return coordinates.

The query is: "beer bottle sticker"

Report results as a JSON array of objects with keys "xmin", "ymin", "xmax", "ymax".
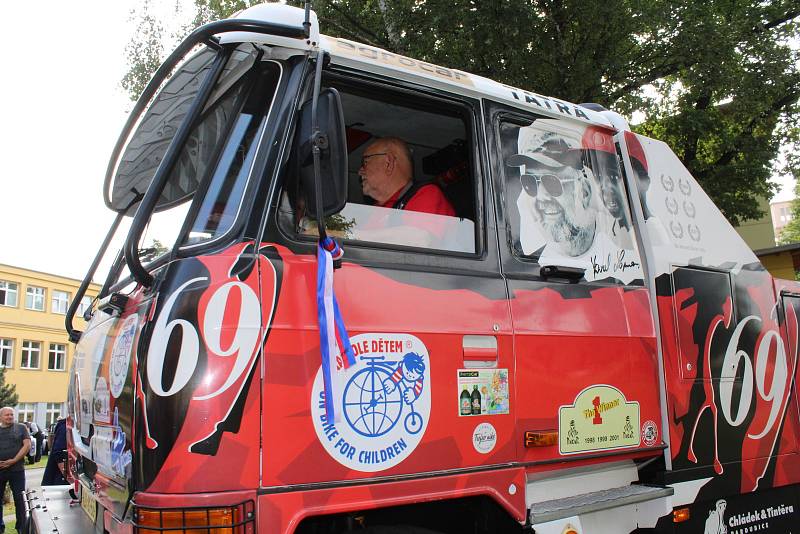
[
  {"xmin": 456, "ymin": 369, "xmax": 509, "ymax": 416},
  {"xmin": 460, "ymin": 389, "xmax": 472, "ymax": 416}
]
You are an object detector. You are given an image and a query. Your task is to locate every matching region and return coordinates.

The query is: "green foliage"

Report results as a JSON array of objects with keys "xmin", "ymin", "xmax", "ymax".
[
  {"xmin": 0, "ymin": 368, "xmax": 19, "ymax": 408},
  {"xmin": 121, "ymin": 0, "xmax": 167, "ymax": 101},
  {"xmin": 122, "ymin": 0, "xmax": 800, "ymax": 224},
  {"xmin": 138, "ymin": 238, "xmax": 170, "ymax": 263}
]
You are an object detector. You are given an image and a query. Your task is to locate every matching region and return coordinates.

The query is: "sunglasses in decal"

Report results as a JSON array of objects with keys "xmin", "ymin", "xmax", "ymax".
[{"xmin": 520, "ymin": 173, "xmax": 576, "ymax": 198}]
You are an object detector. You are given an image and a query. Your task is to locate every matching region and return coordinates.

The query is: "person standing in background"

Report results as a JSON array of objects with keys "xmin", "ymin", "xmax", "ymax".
[
  {"xmin": 41, "ymin": 418, "xmax": 67, "ymax": 486},
  {"xmin": 0, "ymin": 407, "xmax": 30, "ymax": 533},
  {"xmin": 30, "ymin": 421, "xmax": 43, "ymax": 463},
  {"xmin": 23, "ymin": 422, "xmax": 35, "ymax": 465}
]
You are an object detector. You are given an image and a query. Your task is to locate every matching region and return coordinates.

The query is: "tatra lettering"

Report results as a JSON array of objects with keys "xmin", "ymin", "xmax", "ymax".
[
  {"xmin": 556, "ymin": 102, "xmax": 572, "ymax": 115},
  {"xmin": 525, "ymin": 94, "xmax": 542, "ymax": 106}
]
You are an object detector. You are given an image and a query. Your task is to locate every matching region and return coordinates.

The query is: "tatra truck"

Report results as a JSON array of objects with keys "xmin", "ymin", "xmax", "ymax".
[{"xmin": 30, "ymin": 3, "xmax": 800, "ymax": 534}]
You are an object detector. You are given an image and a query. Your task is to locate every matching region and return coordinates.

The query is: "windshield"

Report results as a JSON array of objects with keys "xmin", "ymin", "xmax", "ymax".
[{"xmin": 107, "ymin": 44, "xmax": 281, "ymax": 272}]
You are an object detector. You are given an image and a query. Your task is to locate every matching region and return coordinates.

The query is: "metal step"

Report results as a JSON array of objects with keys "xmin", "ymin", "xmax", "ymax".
[{"xmin": 529, "ymin": 483, "xmax": 674, "ymax": 524}]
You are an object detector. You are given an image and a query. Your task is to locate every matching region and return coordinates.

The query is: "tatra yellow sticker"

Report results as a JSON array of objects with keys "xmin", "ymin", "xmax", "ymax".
[{"xmin": 558, "ymin": 385, "xmax": 640, "ymax": 455}]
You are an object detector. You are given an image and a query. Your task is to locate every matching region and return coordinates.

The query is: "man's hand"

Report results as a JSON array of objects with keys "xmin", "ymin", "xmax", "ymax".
[{"xmin": 0, "ymin": 459, "xmax": 10, "ymax": 469}]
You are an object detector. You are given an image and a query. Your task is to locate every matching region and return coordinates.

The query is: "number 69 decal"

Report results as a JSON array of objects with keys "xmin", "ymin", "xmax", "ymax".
[{"xmin": 146, "ymin": 276, "xmax": 262, "ymax": 400}]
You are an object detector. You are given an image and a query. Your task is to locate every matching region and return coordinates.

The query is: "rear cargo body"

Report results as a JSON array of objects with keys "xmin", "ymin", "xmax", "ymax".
[{"xmin": 33, "ymin": 4, "xmax": 800, "ymax": 534}]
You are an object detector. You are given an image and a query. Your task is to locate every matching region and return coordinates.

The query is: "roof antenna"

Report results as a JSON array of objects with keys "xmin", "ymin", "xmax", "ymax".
[{"xmin": 303, "ymin": 2, "xmax": 312, "ymax": 39}]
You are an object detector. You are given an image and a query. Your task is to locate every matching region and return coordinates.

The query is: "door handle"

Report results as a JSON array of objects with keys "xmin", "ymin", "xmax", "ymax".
[
  {"xmin": 463, "ymin": 335, "xmax": 498, "ymax": 368},
  {"xmin": 540, "ymin": 264, "xmax": 585, "ymax": 282}
]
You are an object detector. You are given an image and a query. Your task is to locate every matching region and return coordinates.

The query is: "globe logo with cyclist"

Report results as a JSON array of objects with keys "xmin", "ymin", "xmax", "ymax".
[{"xmin": 311, "ymin": 333, "xmax": 431, "ymax": 472}]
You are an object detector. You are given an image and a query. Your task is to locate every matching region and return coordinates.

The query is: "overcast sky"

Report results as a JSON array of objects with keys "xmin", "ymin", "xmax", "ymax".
[
  {"xmin": 0, "ymin": 0, "xmax": 142, "ymax": 280},
  {"xmin": 0, "ymin": 1, "xmax": 795, "ymax": 282}
]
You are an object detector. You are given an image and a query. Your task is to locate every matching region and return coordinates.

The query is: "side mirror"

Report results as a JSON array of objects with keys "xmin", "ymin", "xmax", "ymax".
[{"xmin": 294, "ymin": 88, "xmax": 348, "ymax": 219}]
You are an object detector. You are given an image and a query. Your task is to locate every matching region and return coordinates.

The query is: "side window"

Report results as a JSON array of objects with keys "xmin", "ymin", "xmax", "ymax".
[
  {"xmin": 279, "ymin": 80, "xmax": 477, "ymax": 254},
  {"xmin": 498, "ymin": 117, "xmax": 643, "ymax": 284}
]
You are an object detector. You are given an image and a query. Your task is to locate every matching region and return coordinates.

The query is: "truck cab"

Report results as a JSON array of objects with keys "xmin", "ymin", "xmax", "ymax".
[{"xmin": 33, "ymin": 4, "xmax": 800, "ymax": 534}]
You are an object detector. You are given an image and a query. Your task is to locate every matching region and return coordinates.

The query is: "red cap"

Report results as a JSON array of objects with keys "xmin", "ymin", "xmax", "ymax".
[
  {"xmin": 624, "ymin": 131, "xmax": 648, "ymax": 173},
  {"xmin": 580, "ymin": 126, "xmax": 616, "ymax": 156}
]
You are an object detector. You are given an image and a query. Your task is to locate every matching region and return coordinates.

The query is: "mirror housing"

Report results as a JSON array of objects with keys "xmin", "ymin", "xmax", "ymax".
[{"xmin": 294, "ymin": 88, "xmax": 348, "ymax": 219}]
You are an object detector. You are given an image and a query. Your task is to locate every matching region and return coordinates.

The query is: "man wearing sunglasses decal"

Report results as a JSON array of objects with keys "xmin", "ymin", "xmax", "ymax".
[{"xmin": 508, "ymin": 129, "xmax": 597, "ymax": 257}]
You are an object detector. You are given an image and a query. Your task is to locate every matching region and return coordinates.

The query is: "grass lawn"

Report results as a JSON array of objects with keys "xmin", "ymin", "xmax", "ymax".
[{"xmin": 24, "ymin": 458, "xmax": 47, "ymax": 470}]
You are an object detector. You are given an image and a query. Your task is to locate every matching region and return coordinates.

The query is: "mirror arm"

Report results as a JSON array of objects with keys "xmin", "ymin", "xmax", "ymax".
[
  {"xmin": 123, "ymin": 47, "xmax": 232, "ymax": 289},
  {"xmin": 65, "ymin": 207, "xmax": 130, "ymax": 343},
  {"xmin": 303, "ymin": 2, "xmax": 312, "ymax": 39},
  {"xmin": 310, "ymin": 50, "xmax": 329, "ymax": 242}
]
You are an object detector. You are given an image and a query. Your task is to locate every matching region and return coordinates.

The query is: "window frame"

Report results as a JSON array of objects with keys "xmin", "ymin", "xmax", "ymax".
[
  {"xmin": 77, "ymin": 295, "xmax": 93, "ymax": 317},
  {"xmin": 16, "ymin": 403, "xmax": 34, "ymax": 423},
  {"xmin": 21, "ymin": 340, "xmax": 41, "ymax": 370},
  {"xmin": 274, "ymin": 67, "xmax": 496, "ymax": 274},
  {"xmin": 48, "ymin": 343, "xmax": 67, "ymax": 371},
  {"xmin": 45, "ymin": 402, "xmax": 64, "ymax": 426},
  {"xmin": 0, "ymin": 338, "xmax": 13, "ymax": 368},
  {"xmin": 51, "ymin": 290, "xmax": 70, "ymax": 315},
  {"xmin": 0, "ymin": 280, "xmax": 19, "ymax": 307},
  {"xmin": 25, "ymin": 286, "xmax": 46, "ymax": 311}
]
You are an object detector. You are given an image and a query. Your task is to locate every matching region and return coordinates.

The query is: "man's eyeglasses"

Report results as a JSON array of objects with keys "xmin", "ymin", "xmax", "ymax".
[
  {"xmin": 520, "ymin": 173, "xmax": 575, "ymax": 198},
  {"xmin": 360, "ymin": 152, "xmax": 387, "ymax": 168}
]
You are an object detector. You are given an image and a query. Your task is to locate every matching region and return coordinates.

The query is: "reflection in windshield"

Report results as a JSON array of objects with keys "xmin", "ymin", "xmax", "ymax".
[
  {"xmin": 296, "ymin": 202, "xmax": 475, "ymax": 253},
  {"xmin": 183, "ymin": 61, "xmax": 281, "ymax": 246}
]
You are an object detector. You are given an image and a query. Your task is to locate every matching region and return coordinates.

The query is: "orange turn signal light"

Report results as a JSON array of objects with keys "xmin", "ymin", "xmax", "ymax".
[
  {"xmin": 525, "ymin": 430, "xmax": 558, "ymax": 447},
  {"xmin": 136, "ymin": 506, "xmax": 239, "ymax": 533},
  {"xmin": 673, "ymin": 507, "xmax": 690, "ymax": 523}
]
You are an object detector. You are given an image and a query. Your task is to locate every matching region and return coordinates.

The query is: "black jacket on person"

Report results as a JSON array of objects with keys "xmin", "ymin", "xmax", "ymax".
[{"xmin": 41, "ymin": 419, "xmax": 67, "ymax": 486}]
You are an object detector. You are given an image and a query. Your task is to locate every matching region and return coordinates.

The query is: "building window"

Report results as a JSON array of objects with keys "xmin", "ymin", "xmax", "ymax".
[
  {"xmin": 51, "ymin": 290, "xmax": 70, "ymax": 315},
  {"xmin": 25, "ymin": 286, "xmax": 45, "ymax": 311},
  {"xmin": 21, "ymin": 341, "xmax": 41, "ymax": 369},
  {"xmin": 0, "ymin": 281, "xmax": 18, "ymax": 307},
  {"xmin": 16, "ymin": 403, "xmax": 34, "ymax": 423},
  {"xmin": 48, "ymin": 343, "xmax": 66, "ymax": 371},
  {"xmin": 77, "ymin": 296, "xmax": 92, "ymax": 317},
  {"xmin": 45, "ymin": 403, "xmax": 64, "ymax": 426},
  {"xmin": 0, "ymin": 339, "xmax": 13, "ymax": 368}
]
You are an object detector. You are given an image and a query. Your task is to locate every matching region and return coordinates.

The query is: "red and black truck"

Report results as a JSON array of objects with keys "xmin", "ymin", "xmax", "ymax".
[{"xmin": 31, "ymin": 4, "xmax": 800, "ymax": 533}]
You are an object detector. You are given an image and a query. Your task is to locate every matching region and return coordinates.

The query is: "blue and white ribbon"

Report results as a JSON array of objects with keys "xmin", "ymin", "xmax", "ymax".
[{"xmin": 317, "ymin": 237, "xmax": 355, "ymax": 423}]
